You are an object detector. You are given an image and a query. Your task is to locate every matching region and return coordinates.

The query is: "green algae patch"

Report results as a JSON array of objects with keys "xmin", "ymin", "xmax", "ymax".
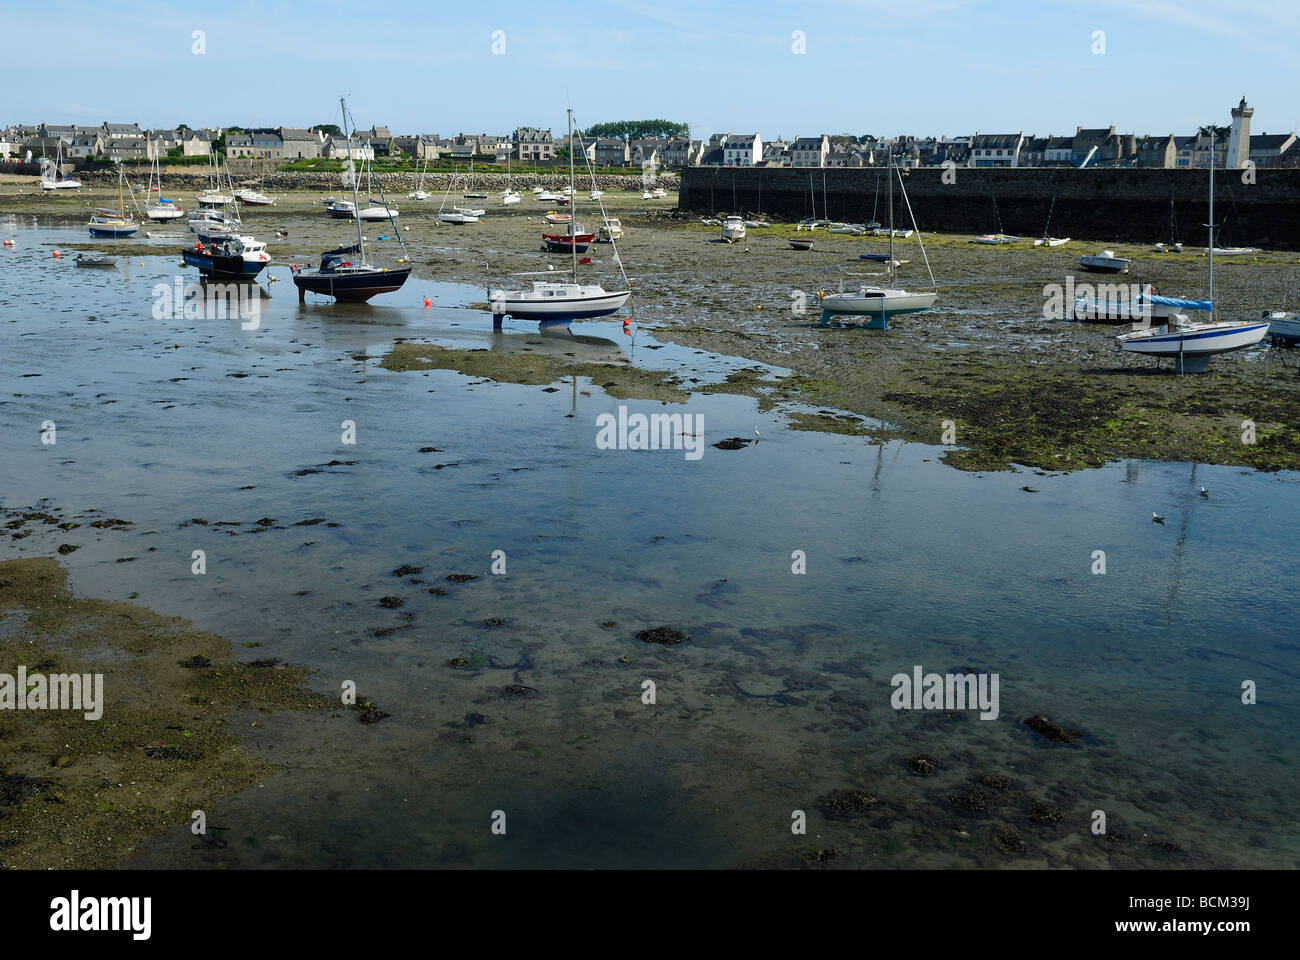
[
  {"xmin": 381, "ymin": 341, "xmax": 690, "ymax": 404},
  {"xmin": 0, "ymin": 558, "xmax": 335, "ymax": 869}
]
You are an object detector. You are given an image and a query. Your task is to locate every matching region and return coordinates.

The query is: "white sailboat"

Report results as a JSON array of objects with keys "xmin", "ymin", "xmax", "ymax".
[
  {"xmin": 408, "ymin": 156, "xmax": 432, "ymax": 200},
  {"xmin": 489, "ymin": 108, "xmax": 631, "ymax": 328},
  {"xmin": 1116, "ymin": 149, "xmax": 1269, "ymax": 373},
  {"xmin": 437, "ymin": 162, "xmax": 479, "ymax": 224},
  {"xmin": 40, "ymin": 142, "xmax": 82, "ymax": 190},
  {"xmin": 817, "ymin": 153, "xmax": 938, "ymax": 329},
  {"xmin": 144, "ymin": 144, "xmax": 185, "ymax": 220}
]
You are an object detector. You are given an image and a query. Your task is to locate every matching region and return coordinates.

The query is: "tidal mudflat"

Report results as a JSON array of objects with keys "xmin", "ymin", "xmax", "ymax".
[{"xmin": 1, "ymin": 195, "xmax": 1297, "ymax": 869}]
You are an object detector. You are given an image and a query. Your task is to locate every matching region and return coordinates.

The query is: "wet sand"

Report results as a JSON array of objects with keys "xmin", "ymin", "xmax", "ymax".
[{"xmin": 0, "ymin": 554, "xmax": 334, "ymax": 869}]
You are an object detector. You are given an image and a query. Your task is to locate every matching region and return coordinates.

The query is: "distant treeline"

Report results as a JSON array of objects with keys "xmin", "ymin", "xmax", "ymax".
[{"xmin": 583, "ymin": 120, "xmax": 690, "ymax": 140}]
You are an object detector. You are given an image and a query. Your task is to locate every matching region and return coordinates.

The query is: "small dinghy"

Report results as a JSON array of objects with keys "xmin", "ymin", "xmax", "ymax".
[
  {"xmin": 75, "ymin": 253, "xmax": 117, "ymax": 268},
  {"xmin": 789, "ymin": 238, "xmax": 813, "ymax": 251}
]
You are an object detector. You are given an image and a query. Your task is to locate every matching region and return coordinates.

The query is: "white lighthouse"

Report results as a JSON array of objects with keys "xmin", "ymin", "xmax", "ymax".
[{"xmin": 1228, "ymin": 96, "xmax": 1253, "ymax": 169}]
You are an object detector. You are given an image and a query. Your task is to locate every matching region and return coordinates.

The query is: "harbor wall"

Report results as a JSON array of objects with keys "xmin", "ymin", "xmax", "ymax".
[{"xmin": 678, "ymin": 166, "xmax": 1300, "ymax": 248}]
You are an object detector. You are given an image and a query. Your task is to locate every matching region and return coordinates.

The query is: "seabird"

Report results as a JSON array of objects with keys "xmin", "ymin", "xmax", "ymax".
[
  {"xmin": 1152, "ymin": 512, "xmax": 1166, "ymax": 524},
  {"xmin": 1199, "ymin": 487, "xmax": 1208, "ymax": 498}
]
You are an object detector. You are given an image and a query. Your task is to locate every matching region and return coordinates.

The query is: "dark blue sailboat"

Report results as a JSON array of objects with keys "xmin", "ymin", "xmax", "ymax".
[{"xmin": 293, "ymin": 97, "xmax": 411, "ymax": 305}]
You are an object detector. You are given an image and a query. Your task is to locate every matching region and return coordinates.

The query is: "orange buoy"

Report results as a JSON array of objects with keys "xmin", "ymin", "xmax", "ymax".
[
  {"xmin": 52, "ymin": 250, "xmax": 60, "ymax": 258},
  {"xmin": 424, "ymin": 297, "xmax": 431, "ymax": 308}
]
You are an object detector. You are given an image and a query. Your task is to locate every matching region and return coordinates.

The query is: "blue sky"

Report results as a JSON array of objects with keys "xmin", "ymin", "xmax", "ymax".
[{"xmin": 3, "ymin": 0, "xmax": 1297, "ymax": 139}]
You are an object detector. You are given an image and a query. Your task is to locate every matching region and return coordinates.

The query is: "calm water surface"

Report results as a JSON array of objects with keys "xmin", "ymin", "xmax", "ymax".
[{"xmin": 2, "ymin": 219, "xmax": 1297, "ymax": 868}]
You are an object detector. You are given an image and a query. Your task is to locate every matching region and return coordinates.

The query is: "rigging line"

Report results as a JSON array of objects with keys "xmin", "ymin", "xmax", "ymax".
[{"xmin": 896, "ymin": 166, "xmax": 937, "ymax": 289}]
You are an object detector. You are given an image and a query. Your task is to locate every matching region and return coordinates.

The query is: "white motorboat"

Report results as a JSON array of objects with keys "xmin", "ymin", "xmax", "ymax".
[
  {"xmin": 1262, "ymin": 311, "xmax": 1300, "ymax": 345},
  {"xmin": 438, "ymin": 212, "xmax": 479, "ymax": 225},
  {"xmin": 721, "ymin": 215, "xmax": 746, "ymax": 243},
  {"xmin": 531, "ymin": 186, "xmax": 545, "ymax": 194},
  {"xmin": 589, "ymin": 189, "xmax": 603, "ymax": 201},
  {"xmin": 1116, "ymin": 152, "xmax": 1269, "ymax": 372},
  {"xmin": 652, "ymin": 187, "xmax": 666, "ymax": 198},
  {"xmin": 597, "ymin": 218, "xmax": 623, "ymax": 242},
  {"xmin": 1079, "ymin": 250, "xmax": 1131, "ymax": 273},
  {"xmin": 502, "ymin": 191, "xmax": 521, "ymax": 205},
  {"xmin": 536, "ymin": 191, "xmax": 561, "ymax": 202},
  {"xmin": 325, "ymin": 199, "xmax": 356, "ymax": 218},
  {"xmin": 1034, "ymin": 237, "xmax": 1070, "ymax": 247},
  {"xmin": 453, "ymin": 205, "xmax": 485, "ymax": 218}
]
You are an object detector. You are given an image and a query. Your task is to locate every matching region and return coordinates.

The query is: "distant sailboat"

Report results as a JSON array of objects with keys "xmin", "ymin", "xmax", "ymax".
[
  {"xmin": 145, "ymin": 143, "xmax": 185, "ymax": 220},
  {"xmin": 40, "ymin": 141, "xmax": 82, "ymax": 190},
  {"xmin": 87, "ymin": 163, "xmax": 138, "ymax": 237}
]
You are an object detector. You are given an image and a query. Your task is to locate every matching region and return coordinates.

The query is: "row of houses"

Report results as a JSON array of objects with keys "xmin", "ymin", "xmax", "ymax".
[{"xmin": 11, "ymin": 98, "xmax": 1294, "ymax": 171}]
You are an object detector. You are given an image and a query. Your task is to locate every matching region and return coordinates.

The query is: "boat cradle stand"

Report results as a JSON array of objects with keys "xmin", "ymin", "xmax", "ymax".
[{"xmin": 819, "ymin": 308, "xmax": 888, "ymax": 331}]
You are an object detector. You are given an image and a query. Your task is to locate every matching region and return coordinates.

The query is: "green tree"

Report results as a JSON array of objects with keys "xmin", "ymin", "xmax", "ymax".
[
  {"xmin": 584, "ymin": 119, "xmax": 689, "ymax": 140},
  {"xmin": 313, "ymin": 123, "xmax": 343, "ymax": 137}
]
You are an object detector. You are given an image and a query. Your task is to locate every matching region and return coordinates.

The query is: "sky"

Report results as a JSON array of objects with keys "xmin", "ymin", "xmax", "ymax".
[{"xmin": 3, "ymin": 0, "xmax": 1298, "ymax": 140}]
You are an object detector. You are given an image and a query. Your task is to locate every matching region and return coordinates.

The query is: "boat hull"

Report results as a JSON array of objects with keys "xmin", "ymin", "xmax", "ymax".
[
  {"xmin": 1117, "ymin": 322, "xmax": 1269, "ymax": 372},
  {"xmin": 182, "ymin": 248, "xmax": 269, "ymax": 281},
  {"xmin": 542, "ymin": 233, "xmax": 594, "ymax": 253},
  {"xmin": 820, "ymin": 290, "xmax": 937, "ymax": 317},
  {"xmin": 293, "ymin": 266, "xmax": 412, "ymax": 303},
  {"xmin": 1264, "ymin": 313, "xmax": 1300, "ymax": 343},
  {"xmin": 492, "ymin": 289, "xmax": 631, "ymax": 322},
  {"xmin": 147, "ymin": 206, "xmax": 186, "ymax": 220},
  {"xmin": 87, "ymin": 222, "xmax": 138, "ymax": 238}
]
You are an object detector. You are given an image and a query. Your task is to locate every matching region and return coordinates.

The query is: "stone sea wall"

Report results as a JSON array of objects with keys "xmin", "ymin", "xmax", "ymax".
[{"xmin": 679, "ymin": 166, "xmax": 1300, "ymax": 248}]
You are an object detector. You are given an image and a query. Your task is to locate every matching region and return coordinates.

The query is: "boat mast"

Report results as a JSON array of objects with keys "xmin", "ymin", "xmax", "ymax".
[
  {"xmin": 887, "ymin": 148, "xmax": 894, "ymax": 273},
  {"xmin": 1207, "ymin": 138, "xmax": 1214, "ymax": 318},
  {"xmin": 569, "ymin": 107, "xmax": 577, "ymax": 278},
  {"xmin": 340, "ymin": 96, "xmax": 365, "ymax": 262}
]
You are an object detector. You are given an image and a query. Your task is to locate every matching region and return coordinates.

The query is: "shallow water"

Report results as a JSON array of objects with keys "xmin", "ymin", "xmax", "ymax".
[{"xmin": 2, "ymin": 219, "xmax": 1297, "ymax": 868}]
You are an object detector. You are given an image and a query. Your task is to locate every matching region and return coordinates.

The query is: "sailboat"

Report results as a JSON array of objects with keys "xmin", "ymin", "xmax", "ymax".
[
  {"xmin": 40, "ymin": 142, "xmax": 82, "ymax": 190},
  {"xmin": 1153, "ymin": 198, "xmax": 1183, "ymax": 253},
  {"xmin": 235, "ymin": 159, "xmax": 276, "ymax": 206},
  {"xmin": 145, "ymin": 143, "xmax": 185, "ymax": 220},
  {"xmin": 488, "ymin": 108, "xmax": 631, "ymax": 329},
  {"xmin": 500, "ymin": 154, "xmax": 521, "ymax": 205},
  {"xmin": 817, "ymin": 153, "xmax": 937, "ymax": 329},
  {"xmin": 1115, "ymin": 148, "xmax": 1269, "ymax": 372},
  {"xmin": 1032, "ymin": 196, "xmax": 1069, "ymax": 246},
  {"xmin": 973, "ymin": 196, "xmax": 1019, "ymax": 244},
  {"xmin": 463, "ymin": 158, "xmax": 487, "ymax": 200},
  {"xmin": 408, "ymin": 156, "xmax": 432, "ymax": 200},
  {"xmin": 293, "ymin": 98, "xmax": 412, "ymax": 303},
  {"xmin": 356, "ymin": 153, "xmax": 398, "ymax": 220},
  {"xmin": 87, "ymin": 162, "xmax": 139, "ymax": 237},
  {"xmin": 438, "ymin": 162, "xmax": 479, "ymax": 224}
]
